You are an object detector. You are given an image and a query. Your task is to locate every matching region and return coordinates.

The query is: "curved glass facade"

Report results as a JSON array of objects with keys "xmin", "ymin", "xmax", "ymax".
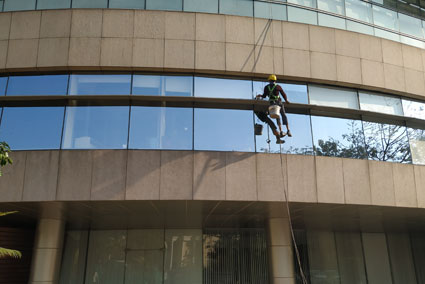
[
  {"xmin": 0, "ymin": 73, "xmax": 424, "ymax": 165},
  {"xmin": 2, "ymin": 0, "xmax": 425, "ymax": 48}
]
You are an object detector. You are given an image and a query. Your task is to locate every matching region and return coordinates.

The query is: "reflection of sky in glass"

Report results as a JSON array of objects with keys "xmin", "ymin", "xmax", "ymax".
[
  {"xmin": 109, "ymin": 0, "xmax": 145, "ymax": 8},
  {"xmin": 312, "ymin": 116, "xmax": 366, "ymax": 158},
  {"xmin": 407, "ymin": 127, "xmax": 425, "ymax": 165},
  {"xmin": 129, "ymin": 106, "xmax": 193, "ymax": 150},
  {"xmin": 359, "ymin": 92, "xmax": 403, "ymax": 116},
  {"xmin": 363, "ymin": 120, "xmax": 411, "ymax": 163},
  {"xmin": 0, "ymin": 77, "xmax": 6, "ymax": 95},
  {"xmin": 288, "ymin": 6, "xmax": 318, "ymax": 25},
  {"xmin": 256, "ymin": 113, "xmax": 313, "ymax": 154},
  {"xmin": 133, "ymin": 75, "xmax": 193, "ymax": 96},
  {"xmin": 254, "ymin": 2, "xmax": 287, "ymax": 21},
  {"xmin": 0, "ymin": 107, "xmax": 64, "ymax": 150},
  {"xmin": 62, "ymin": 106, "xmax": 129, "ymax": 149},
  {"xmin": 195, "ymin": 77, "xmax": 252, "ymax": 99},
  {"xmin": 399, "ymin": 13, "xmax": 423, "ymax": 38},
  {"xmin": 309, "ymin": 85, "xmax": 359, "ymax": 109},
  {"xmin": 253, "ymin": 81, "xmax": 308, "ymax": 104},
  {"xmin": 288, "ymin": 0, "xmax": 316, "ymax": 8},
  {"xmin": 37, "ymin": 0, "xmax": 71, "ymax": 9},
  {"xmin": 345, "ymin": 0, "xmax": 372, "ymax": 23},
  {"xmin": 194, "ymin": 108, "xmax": 254, "ymax": 152},
  {"xmin": 7, "ymin": 75, "xmax": 69, "ymax": 96},
  {"xmin": 184, "ymin": 0, "xmax": 218, "ymax": 13},
  {"xmin": 3, "ymin": 0, "xmax": 35, "ymax": 11},
  {"xmin": 72, "ymin": 0, "xmax": 107, "ymax": 8},
  {"xmin": 219, "ymin": 0, "xmax": 253, "ymax": 16},
  {"xmin": 372, "ymin": 6, "xmax": 398, "ymax": 31},
  {"xmin": 146, "ymin": 0, "xmax": 182, "ymax": 10},
  {"xmin": 69, "ymin": 74, "xmax": 131, "ymax": 95},
  {"xmin": 402, "ymin": 99, "xmax": 425, "ymax": 120},
  {"xmin": 318, "ymin": 0, "xmax": 344, "ymax": 15}
]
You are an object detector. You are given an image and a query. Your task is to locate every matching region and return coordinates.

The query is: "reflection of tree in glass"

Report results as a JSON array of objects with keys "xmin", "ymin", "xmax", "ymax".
[
  {"xmin": 363, "ymin": 122, "xmax": 411, "ymax": 163},
  {"xmin": 314, "ymin": 120, "xmax": 367, "ymax": 159}
]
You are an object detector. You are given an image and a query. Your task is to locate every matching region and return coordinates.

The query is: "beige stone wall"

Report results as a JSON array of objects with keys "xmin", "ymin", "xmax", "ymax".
[
  {"xmin": 1, "ymin": 150, "xmax": 424, "ymax": 209},
  {"xmin": 0, "ymin": 10, "xmax": 425, "ymax": 99}
]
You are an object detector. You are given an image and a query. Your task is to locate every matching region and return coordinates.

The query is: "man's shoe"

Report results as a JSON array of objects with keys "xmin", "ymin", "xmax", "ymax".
[
  {"xmin": 287, "ymin": 130, "xmax": 292, "ymax": 137},
  {"xmin": 276, "ymin": 139, "xmax": 285, "ymax": 144},
  {"xmin": 280, "ymin": 131, "xmax": 287, "ymax": 138}
]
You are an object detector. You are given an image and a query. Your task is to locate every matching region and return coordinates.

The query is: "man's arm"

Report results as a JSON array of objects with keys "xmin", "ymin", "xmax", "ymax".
[{"xmin": 277, "ymin": 85, "xmax": 289, "ymax": 103}]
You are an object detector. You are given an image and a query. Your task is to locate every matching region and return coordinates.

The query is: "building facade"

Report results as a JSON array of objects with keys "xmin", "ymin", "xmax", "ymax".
[{"xmin": 0, "ymin": 0, "xmax": 425, "ymax": 283}]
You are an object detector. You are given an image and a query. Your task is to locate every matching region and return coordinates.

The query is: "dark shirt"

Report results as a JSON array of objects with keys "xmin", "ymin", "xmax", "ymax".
[{"xmin": 262, "ymin": 83, "xmax": 288, "ymax": 103}]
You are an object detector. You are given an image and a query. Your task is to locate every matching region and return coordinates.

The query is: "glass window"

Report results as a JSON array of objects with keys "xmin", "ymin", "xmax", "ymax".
[
  {"xmin": 0, "ymin": 0, "xmax": 3, "ymax": 11},
  {"xmin": 309, "ymin": 85, "xmax": 359, "ymax": 109},
  {"xmin": 72, "ymin": 0, "xmax": 107, "ymax": 8},
  {"xmin": 399, "ymin": 13, "xmax": 423, "ymax": 38},
  {"xmin": 133, "ymin": 75, "xmax": 193, "ymax": 97},
  {"xmin": 363, "ymin": 118, "xmax": 411, "ymax": 163},
  {"xmin": 109, "ymin": 0, "xmax": 145, "ymax": 9},
  {"xmin": 69, "ymin": 74, "xmax": 131, "ymax": 95},
  {"xmin": 0, "ymin": 77, "xmax": 7, "ymax": 95},
  {"xmin": 184, "ymin": 0, "xmax": 218, "ymax": 13},
  {"xmin": 288, "ymin": 6, "xmax": 318, "ymax": 25},
  {"xmin": 288, "ymin": 0, "xmax": 316, "ymax": 8},
  {"xmin": 372, "ymin": 6, "xmax": 398, "ymax": 31},
  {"xmin": 219, "ymin": 0, "xmax": 254, "ymax": 17},
  {"xmin": 3, "ymin": 0, "xmax": 35, "ymax": 11},
  {"xmin": 311, "ymin": 116, "xmax": 367, "ymax": 159},
  {"xmin": 146, "ymin": 0, "xmax": 182, "ymax": 11},
  {"xmin": 359, "ymin": 91, "xmax": 403, "ymax": 116},
  {"xmin": 254, "ymin": 2, "xmax": 287, "ymax": 21},
  {"xmin": 374, "ymin": 28, "xmax": 401, "ymax": 41},
  {"xmin": 253, "ymin": 82, "xmax": 309, "ymax": 104},
  {"xmin": 407, "ymin": 125, "xmax": 425, "ymax": 165},
  {"xmin": 402, "ymin": 99, "xmax": 425, "ymax": 120},
  {"xmin": 62, "ymin": 106, "xmax": 129, "ymax": 149},
  {"xmin": 6, "ymin": 75, "xmax": 69, "ymax": 96},
  {"xmin": 37, "ymin": 0, "xmax": 71, "ymax": 9},
  {"xmin": 387, "ymin": 233, "xmax": 417, "ymax": 284},
  {"xmin": 0, "ymin": 107, "xmax": 64, "ymax": 150},
  {"xmin": 346, "ymin": 20, "xmax": 374, "ymax": 35},
  {"xmin": 318, "ymin": 0, "xmax": 344, "ymax": 15},
  {"xmin": 194, "ymin": 108, "xmax": 254, "ymax": 151},
  {"xmin": 85, "ymin": 230, "xmax": 127, "ymax": 284},
  {"xmin": 345, "ymin": 0, "xmax": 373, "ymax": 23},
  {"xmin": 195, "ymin": 77, "xmax": 252, "ymax": 99},
  {"xmin": 164, "ymin": 229, "xmax": 202, "ymax": 284},
  {"xmin": 400, "ymin": 35, "xmax": 425, "ymax": 48},
  {"xmin": 59, "ymin": 231, "xmax": 89, "ymax": 284},
  {"xmin": 318, "ymin": 14, "xmax": 346, "ymax": 30},
  {"xmin": 129, "ymin": 106, "xmax": 193, "ymax": 150},
  {"xmin": 256, "ymin": 113, "xmax": 313, "ymax": 155},
  {"xmin": 361, "ymin": 233, "xmax": 393, "ymax": 284}
]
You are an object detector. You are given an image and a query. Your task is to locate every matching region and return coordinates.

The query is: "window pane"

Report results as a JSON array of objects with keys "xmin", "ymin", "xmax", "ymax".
[
  {"xmin": 363, "ymin": 119, "xmax": 411, "ymax": 163},
  {"xmin": 254, "ymin": 2, "xmax": 287, "ymax": 21},
  {"xmin": 195, "ymin": 77, "xmax": 252, "ymax": 99},
  {"xmin": 346, "ymin": 20, "xmax": 374, "ymax": 35},
  {"xmin": 372, "ymin": 5, "xmax": 398, "ymax": 31},
  {"xmin": 359, "ymin": 92, "xmax": 403, "ymax": 115},
  {"xmin": 288, "ymin": 0, "xmax": 316, "ymax": 8},
  {"xmin": 164, "ymin": 229, "xmax": 202, "ymax": 284},
  {"xmin": 318, "ymin": 13, "xmax": 346, "ymax": 29},
  {"xmin": 288, "ymin": 6, "xmax": 318, "ymax": 25},
  {"xmin": 0, "ymin": 77, "xmax": 7, "ymax": 95},
  {"xmin": 59, "ymin": 231, "xmax": 89, "ymax": 284},
  {"xmin": 3, "ymin": 0, "xmax": 35, "ymax": 11},
  {"xmin": 309, "ymin": 85, "xmax": 359, "ymax": 109},
  {"xmin": 345, "ymin": 0, "xmax": 372, "ymax": 23},
  {"xmin": 399, "ymin": 13, "xmax": 423, "ymax": 38},
  {"xmin": 387, "ymin": 233, "xmax": 417, "ymax": 284},
  {"xmin": 7, "ymin": 75, "xmax": 68, "ymax": 96},
  {"xmin": 69, "ymin": 74, "xmax": 131, "ymax": 95},
  {"xmin": 219, "ymin": 0, "xmax": 253, "ymax": 16},
  {"xmin": 0, "ymin": 0, "xmax": 3, "ymax": 11},
  {"xmin": 109, "ymin": 0, "xmax": 145, "ymax": 9},
  {"xmin": 312, "ymin": 116, "xmax": 366, "ymax": 158},
  {"xmin": 256, "ymin": 113, "xmax": 313, "ymax": 155},
  {"xmin": 361, "ymin": 233, "xmax": 393, "ymax": 284},
  {"xmin": 37, "ymin": 0, "xmax": 71, "ymax": 9},
  {"xmin": 318, "ymin": 0, "xmax": 344, "ymax": 15},
  {"xmin": 0, "ymin": 107, "xmax": 64, "ymax": 150},
  {"xmin": 85, "ymin": 230, "xmax": 126, "ymax": 284},
  {"xmin": 72, "ymin": 0, "xmax": 107, "ymax": 8},
  {"xmin": 194, "ymin": 108, "xmax": 254, "ymax": 151},
  {"xmin": 402, "ymin": 99, "xmax": 425, "ymax": 120},
  {"xmin": 374, "ymin": 28, "xmax": 400, "ymax": 41},
  {"xmin": 129, "ymin": 107, "xmax": 193, "ymax": 150},
  {"xmin": 146, "ymin": 0, "xmax": 182, "ymax": 11},
  {"xmin": 407, "ymin": 126, "xmax": 425, "ymax": 165},
  {"xmin": 400, "ymin": 35, "xmax": 425, "ymax": 48},
  {"xmin": 133, "ymin": 75, "xmax": 193, "ymax": 96},
  {"xmin": 184, "ymin": 0, "xmax": 218, "ymax": 13},
  {"xmin": 62, "ymin": 106, "xmax": 129, "ymax": 149}
]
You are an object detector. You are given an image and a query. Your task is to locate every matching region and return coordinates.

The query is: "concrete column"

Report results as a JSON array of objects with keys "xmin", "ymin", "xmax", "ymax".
[
  {"xmin": 267, "ymin": 216, "xmax": 295, "ymax": 284},
  {"xmin": 29, "ymin": 203, "xmax": 65, "ymax": 284}
]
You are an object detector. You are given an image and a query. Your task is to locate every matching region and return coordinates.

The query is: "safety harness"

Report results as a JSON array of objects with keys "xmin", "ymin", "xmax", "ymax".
[{"xmin": 267, "ymin": 84, "xmax": 279, "ymax": 103}]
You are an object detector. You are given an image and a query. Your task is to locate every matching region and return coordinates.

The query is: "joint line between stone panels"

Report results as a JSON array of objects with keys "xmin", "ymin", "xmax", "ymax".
[
  {"xmin": 19, "ymin": 150, "xmax": 28, "ymax": 202},
  {"xmin": 384, "ymin": 232, "xmax": 396, "ymax": 284},
  {"xmin": 359, "ymin": 232, "xmax": 370, "ymax": 284},
  {"xmin": 82, "ymin": 229, "xmax": 91, "ymax": 284}
]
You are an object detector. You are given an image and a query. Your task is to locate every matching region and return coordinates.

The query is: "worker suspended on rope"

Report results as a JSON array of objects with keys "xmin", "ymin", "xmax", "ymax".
[
  {"xmin": 254, "ymin": 110, "xmax": 285, "ymax": 144},
  {"xmin": 257, "ymin": 74, "xmax": 292, "ymax": 137}
]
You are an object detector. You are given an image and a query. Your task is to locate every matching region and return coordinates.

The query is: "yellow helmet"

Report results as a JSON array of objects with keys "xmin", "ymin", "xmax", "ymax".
[{"xmin": 268, "ymin": 74, "xmax": 277, "ymax": 81}]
